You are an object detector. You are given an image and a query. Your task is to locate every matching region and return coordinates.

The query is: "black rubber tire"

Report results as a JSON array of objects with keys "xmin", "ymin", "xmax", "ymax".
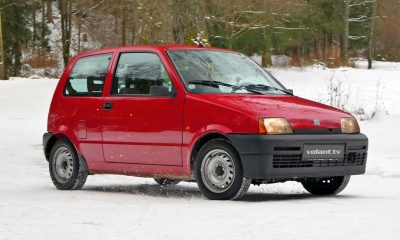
[
  {"xmin": 154, "ymin": 178, "xmax": 181, "ymax": 186},
  {"xmin": 49, "ymin": 139, "xmax": 88, "ymax": 190},
  {"xmin": 301, "ymin": 176, "xmax": 350, "ymax": 195},
  {"xmin": 194, "ymin": 139, "xmax": 251, "ymax": 200}
]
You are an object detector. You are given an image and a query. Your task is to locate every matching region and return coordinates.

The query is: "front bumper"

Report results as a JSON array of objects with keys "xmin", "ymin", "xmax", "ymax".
[{"xmin": 227, "ymin": 133, "xmax": 368, "ymax": 180}]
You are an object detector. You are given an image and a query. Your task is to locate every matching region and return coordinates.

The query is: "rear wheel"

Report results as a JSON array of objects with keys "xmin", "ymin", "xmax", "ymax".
[
  {"xmin": 154, "ymin": 178, "xmax": 180, "ymax": 186},
  {"xmin": 301, "ymin": 176, "xmax": 350, "ymax": 195},
  {"xmin": 194, "ymin": 139, "xmax": 251, "ymax": 200},
  {"xmin": 49, "ymin": 139, "xmax": 88, "ymax": 190}
]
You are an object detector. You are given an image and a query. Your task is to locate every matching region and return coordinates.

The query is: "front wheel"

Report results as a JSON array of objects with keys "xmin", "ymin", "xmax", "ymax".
[
  {"xmin": 301, "ymin": 176, "xmax": 350, "ymax": 195},
  {"xmin": 49, "ymin": 139, "xmax": 88, "ymax": 190},
  {"xmin": 194, "ymin": 139, "xmax": 251, "ymax": 200}
]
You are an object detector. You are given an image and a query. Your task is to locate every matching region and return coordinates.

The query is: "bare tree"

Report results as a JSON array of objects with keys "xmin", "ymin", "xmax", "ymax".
[
  {"xmin": 171, "ymin": 0, "xmax": 205, "ymax": 44},
  {"xmin": 343, "ymin": 0, "xmax": 350, "ymax": 63},
  {"xmin": 58, "ymin": 0, "xmax": 72, "ymax": 66},
  {"xmin": 367, "ymin": 0, "xmax": 378, "ymax": 69}
]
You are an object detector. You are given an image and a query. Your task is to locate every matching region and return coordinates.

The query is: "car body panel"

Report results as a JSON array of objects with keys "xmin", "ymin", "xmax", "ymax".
[
  {"xmin": 100, "ymin": 48, "xmax": 186, "ymax": 166},
  {"xmin": 47, "ymin": 53, "xmax": 112, "ymax": 164},
  {"xmin": 101, "ymin": 95, "xmax": 184, "ymax": 166},
  {"xmin": 185, "ymin": 94, "xmax": 351, "ymax": 130}
]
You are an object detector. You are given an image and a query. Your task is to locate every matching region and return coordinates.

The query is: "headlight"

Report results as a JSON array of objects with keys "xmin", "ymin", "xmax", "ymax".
[
  {"xmin": 341, "ymin": 117, "xmax": 360, "ymax": 134},
  {"xmin": 259, "ymin": 118, "xmax": 293, "ymax": 134}
]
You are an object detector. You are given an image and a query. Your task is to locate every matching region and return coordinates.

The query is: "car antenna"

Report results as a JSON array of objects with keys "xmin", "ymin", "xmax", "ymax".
[{"xmin": 192, "ymin": 33, "xmax": 206, "ymax": 47}]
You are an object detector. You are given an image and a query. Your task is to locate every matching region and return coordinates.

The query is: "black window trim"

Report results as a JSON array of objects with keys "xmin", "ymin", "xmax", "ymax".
[
  {"xmin": 110, "ymin": 51, "xmax": 177, "ymax": 98},
  {"xmin": 63, "ymin": 52, "xmax": 114, "ymax": 98}
]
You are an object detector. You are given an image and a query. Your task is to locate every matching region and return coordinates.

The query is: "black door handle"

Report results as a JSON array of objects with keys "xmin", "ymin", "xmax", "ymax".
[{"xmin": 103, "ymin": 102, "xmax": 113, "ymax": 110}]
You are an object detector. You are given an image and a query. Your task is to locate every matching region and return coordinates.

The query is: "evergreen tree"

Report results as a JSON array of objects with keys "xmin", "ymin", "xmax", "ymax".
[{"xmin": 1, "ymin": 0, "xmax": 31, "ymax": 77}]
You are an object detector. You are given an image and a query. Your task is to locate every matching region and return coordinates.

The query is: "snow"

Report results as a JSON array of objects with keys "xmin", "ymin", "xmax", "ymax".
[{"xmin": 1, "ymin": 61, "xmax": 400, "ymax": 239}]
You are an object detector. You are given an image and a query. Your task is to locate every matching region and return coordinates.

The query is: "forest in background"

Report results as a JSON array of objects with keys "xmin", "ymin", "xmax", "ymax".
[{"xmin": 1, "ymin": 0, "xmax": 400, "ymax": 79}]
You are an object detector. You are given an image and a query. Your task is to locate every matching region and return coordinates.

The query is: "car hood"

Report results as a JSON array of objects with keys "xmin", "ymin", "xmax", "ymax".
[{"xmin": 191, "ymin": 94, "xmax": 352, "ymax": 129}]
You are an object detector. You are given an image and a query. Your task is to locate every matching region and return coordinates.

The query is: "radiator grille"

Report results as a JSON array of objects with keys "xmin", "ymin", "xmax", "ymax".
[{"xmin": 272, "ymin": 152, "xmax": 366, "ymax": 168}]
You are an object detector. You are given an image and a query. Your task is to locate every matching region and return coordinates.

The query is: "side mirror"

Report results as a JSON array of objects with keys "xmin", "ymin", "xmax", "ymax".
[
  {"xmin": 150, "ymin": 86, "xmax": 176, "ymax": 97},
  {"xmin": 287, "ymin": 89, "xmax": 294, "ymax": 95}
]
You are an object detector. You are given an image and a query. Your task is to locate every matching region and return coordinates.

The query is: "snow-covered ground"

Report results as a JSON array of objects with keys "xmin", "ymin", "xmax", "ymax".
[{"xmin": 1, "ymin": 61, "xmax": 400, "ymax": 239}]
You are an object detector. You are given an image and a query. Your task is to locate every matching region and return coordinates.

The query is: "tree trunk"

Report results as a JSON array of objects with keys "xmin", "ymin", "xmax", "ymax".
[
  {"xmin": 46, "ymin": 0, "xmax": 53, "ymax": 23},
  {"xmin": 343, "ymin": 0, "xmax": 350, "ymax": 63},
  {"xmin": 172, "ymin": 0, "xmax": 196, "ymax": 44},
  {"xmin": 299, "ymin": 46, "xmax": 303, "ymax": 65},
  {"xmin": 13, "ymin": 41, "xmax": 21, "ymax": 76},
  {"xmin": 130, "ymin": 22, "xmax": 136, "ymax": 45},
  {"xmin": 59, "ymin": 0, "xmax": 72, "ymax": 66},
  {"xmin": 227, "ymin": 37, "xmax": 233, "ymax": 50},
  {"xmin": 32, "ymin": 4, "xmax": 37, "ymax": 55},
  {"xmin": 330, "ymin": 36, "xmax": 335, "ymax": 60},
  {"xmin": 121, "ymin": 8, "xmax": 127, "ymax": 46},
  {"xmin": 41, "ymin": 0, "xmax": 46, "ymax": 56},
  {"xmin": 318, "ymin": 40, "xmax": 323, "ymax": 60},
  {"xmin": 77, "ymin": 16, "xmax": 81, "ymax": 53},
  {"xmin": 67, "ymin": 0, "xmax": 72, "ymax": 65},
  {"xmin": 367, "ymin": 1, "xmax": 378, "ymax": 69},
  {"xmin": 262, "ymin": 49, "xmax": 271, "ymax": 67},
  {"xmin": 261, "ymin": 28, "xmax": 271, "ymax": 67},
  {"xmin": 0, "ymin": 11, "xmax": 7, "ymax": 80},
  {"xmin": 336, "ymin": 35, "xmax": 341, "ymax": 60},
  {"xmin": 114, "ymin": 11, "xmax": 118, "ymax": 34},
  {"xmin": 134, "ymin": 17, "xmax": 143, "ymax": 45},
  {"xmin": 172, "ymin": 13, "xmax": 183, "ymax": 44},
  {"xmin": 324, "ymin": 35, "xmax": 329, "ymax": 61}
]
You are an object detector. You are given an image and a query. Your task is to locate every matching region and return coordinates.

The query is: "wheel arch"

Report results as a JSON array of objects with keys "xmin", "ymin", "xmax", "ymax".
[
  {"xmin": 45, "ymin": 133, "xmax": 89, "ymax": 172},
  {"xmin": 44, "ymin": 133, "xmax": 71, "ymax": 161},
  {"xmin": 190, "ymin": 132, "xmax": 239, "ymax": 174}
]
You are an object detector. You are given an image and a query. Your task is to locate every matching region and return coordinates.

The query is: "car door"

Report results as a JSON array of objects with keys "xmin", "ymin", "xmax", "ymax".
[
  {"xmin": 61, "ymin": 53, "xmax": 113, "ymax": 163},
  {"xmin": 101, "ymin": 52, "xmax": 184, "ymax": 166}
]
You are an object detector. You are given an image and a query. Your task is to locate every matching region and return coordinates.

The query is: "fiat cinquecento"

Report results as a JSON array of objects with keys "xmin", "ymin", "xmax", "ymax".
[{"xmin": 43, "ymin": 45, "xmax": 368, "ymax": 200}]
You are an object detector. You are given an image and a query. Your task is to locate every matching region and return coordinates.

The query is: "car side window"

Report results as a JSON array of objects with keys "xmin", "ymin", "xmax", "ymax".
[
  {"xmin": 64, "ymin": 53, "xmax": 112, "ymax": 96},
  {"xmin": 112, "ymin": 52, "xmax": 175, "ymax": 96}
]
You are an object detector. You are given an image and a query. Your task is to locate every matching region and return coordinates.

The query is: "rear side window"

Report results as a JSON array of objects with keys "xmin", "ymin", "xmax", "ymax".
[
  {"xmin": 111, "ymin": 52, "xmax": 174, "ymax": 96},
  {"xmin": 64, "ymin": 53, "xmax": 112, "ymax": 96}
]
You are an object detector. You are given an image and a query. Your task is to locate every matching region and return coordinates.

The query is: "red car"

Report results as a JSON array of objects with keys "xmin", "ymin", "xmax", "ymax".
[{"xmin": 43, "ymin": 45, "xmax": 368, "ymax": 200}]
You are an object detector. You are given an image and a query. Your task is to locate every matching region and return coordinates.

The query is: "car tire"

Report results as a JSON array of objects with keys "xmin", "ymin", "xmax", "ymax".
[
  {"xmin": 301, "ymin": 176, "xmax": 350, "ymax": 195},
  {"xmin": 154, "ymin": 178, "xmax": 181, "ymax": 186},
  {"xmin": 49, "ymin": 139, "xmax": 88, "ymax": 190},
  {"xmin": 194, "ymin": 139, "xmax": 251, "ymax": 200}
]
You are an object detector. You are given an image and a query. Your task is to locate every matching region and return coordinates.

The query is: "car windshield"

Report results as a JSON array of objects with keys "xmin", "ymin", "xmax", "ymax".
[{"xmin": 168, "ymin": 50, "xmax": 288, "ymax": 95}]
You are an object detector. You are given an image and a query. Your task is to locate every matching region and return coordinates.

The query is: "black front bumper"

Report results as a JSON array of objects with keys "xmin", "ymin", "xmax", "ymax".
[{"xmin": 228, "ymin": 133, "xmax": 368, "ymax": 180}]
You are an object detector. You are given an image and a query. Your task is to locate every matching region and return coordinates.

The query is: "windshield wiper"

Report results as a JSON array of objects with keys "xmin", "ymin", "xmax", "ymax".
[
  {"xmin": 188, "ymin": 80, "xmax": 264, "ymax": 95},
  {"xmin": 236, "ymin": 84, "xmax": 293, "ymax": 95}
]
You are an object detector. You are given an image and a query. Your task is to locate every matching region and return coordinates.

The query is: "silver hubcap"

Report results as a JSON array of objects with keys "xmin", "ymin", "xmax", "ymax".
[
  {"xmin": 52, "ymin": 147, "xmax": 74, "ymax": 183},
  {"xmin": 201, "ymin": 149, "xmax": 235, "ymax": 193}
]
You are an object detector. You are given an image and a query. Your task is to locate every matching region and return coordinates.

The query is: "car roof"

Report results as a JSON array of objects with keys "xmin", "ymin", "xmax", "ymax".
[{"xmin": 73, "ymin": 45, "xmax": 237, "ymax": 59}]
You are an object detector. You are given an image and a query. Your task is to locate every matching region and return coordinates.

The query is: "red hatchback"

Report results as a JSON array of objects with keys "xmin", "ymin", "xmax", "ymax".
[{"xmin": 43, "ymin": 45, "xmax": 368, "ymax": 200}]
